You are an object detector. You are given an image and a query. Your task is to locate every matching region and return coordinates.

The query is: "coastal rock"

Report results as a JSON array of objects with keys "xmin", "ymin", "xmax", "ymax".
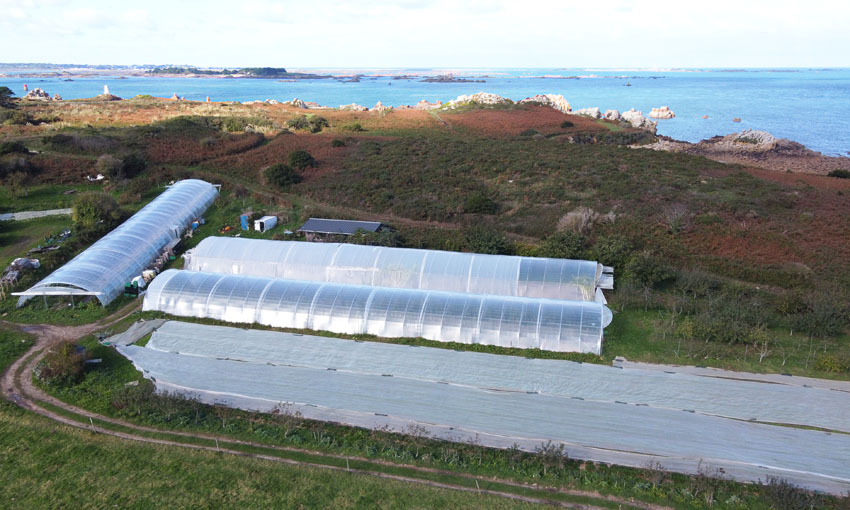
[
  {"xmin": 413, "ymin": 99, "xmax": 442, "ymax": 110},
  {"xmin": 24, "ymin": 88, "xmax": 52, "ymax": 101},
  {"xmin": 731, "ymin": 129, "xmax": 778, "ymax": 147},
  {"xmin": 339, "ymin": 103, "xmax": 368, "ymax": 111},
  {"xmin": 447, "ymin": 92, "xmax": 511, "ymax": 108},
  {"xmin": 373, "ymin": 101, "xmax": 392, "ymax": 113},
  {"xmin": 571, "ymin": 107, "xmax": 602, "ymax": 119},
  {"xmin": 649, "ymin": 106, "xmax": 675, "ymax": 119},
  {"xmin": 265, "ymin": 99, "xmax": 280, "ymax": 105},
  {"xmin": 519, "ymin": 94, "xmax": 571, "ymax": 113},
  {"xmin": 286, "ymin": 98, "xmax": 307, "ymax": 108},
  {"xmin": 52, "ymin": 93, "xmax": 63, "ymax": 101},
  {"xmin": 171, "ymin": 93, "xmax": 179, "ymax": 100},
  {"xmin": 604, "ymin": 109, "xmax": 621, "ymax": 121},
  {"xmin": 622, "ymin": 109, "xmax": 658, "ymax": 132}
]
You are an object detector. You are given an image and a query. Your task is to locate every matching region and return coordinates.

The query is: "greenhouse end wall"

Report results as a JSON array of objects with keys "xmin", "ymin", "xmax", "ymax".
[
  {"xmin": 185, "ymin": 237, "xmax": 606, "ymax": 302},
  {"xmin": 143, "ymin": 269, "xmax": 612, "ymax": 354},
  {"xmin": 16, "ymin": 180, "xmax": 218, "ymax": 306}
]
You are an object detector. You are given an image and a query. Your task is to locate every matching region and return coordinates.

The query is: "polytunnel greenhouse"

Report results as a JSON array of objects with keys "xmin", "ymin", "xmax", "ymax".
[
  {"xmin": 185, "ymin": 237, "xmax": 613, "ymax": 303},
  {"xmin": 143, "ymin": 269, "xmax": 613, "ymax": 354},
  {"xmin": 15, "ymin": 180, "xmax": 218, "ymax": 307}
]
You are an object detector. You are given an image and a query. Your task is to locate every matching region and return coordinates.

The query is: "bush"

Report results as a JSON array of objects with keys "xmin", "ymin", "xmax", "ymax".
[
  {"xmin": 342, "ymin": 122, "xmax": 364, "ymax": 132},
  {"xmin": 463, "ymin": 192, "xmax": 499, "ymax": 214},
  {"xmin": 289, "ymin": 149, "xmax": 316, "ymax": 170},
  {"xmin": 465, "ymin": 227, "xmax": 514, "ymax": 255},
  {"xmin": 827, "ymin": 169, "xmax": 850, "ymax": 179},
  {"xmin": 560, "ymin": 120, "xmax": 574, "ymax": 129},
  {"xmin": 0, "ymin": 141, "xmax": 27, "ymax": 155},
  {"xmin": 35, "ymin": 342, "xmax": 87, "ymax": 386},
  {"xmin": 95, "ymin": 154, "xmax": 123, "ymax": 177},
  {"xmin": 264, "ymin": 163, "xmax": 302, "ymax": 189},
  {"xmin": 537, "ymin": 231, "xmax": 587, "ymax": 259},
  {"xmin": 350, "ymin": 229, "xmax": 403, "ymax": 247},
  {"xmin": 790, "ymin": 291, "xmax": 848, "ymax": 338},
  {"xmin": 591, "ymin": 235, "xmax": 634, "ymax": 272},
  {"xmin": 72, "ymin": 192, "xmax": 121, "ymax": 229},
  {"xmin": 288, "ymin": 115, "xmax": 329, "ymax": 133},
  {"xmin": 331, "ymin": 139, "xmax": 345, "ymax": 147},
  {"xmin": 623, "ymin": 251, "xmax": 672, "ymax": 289},
  {"xmin": 120, "ymin": 154, "xmax": 147, "ymax": 179}
]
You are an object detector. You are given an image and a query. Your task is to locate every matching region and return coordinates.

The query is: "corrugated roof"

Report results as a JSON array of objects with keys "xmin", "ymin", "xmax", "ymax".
[{"xmin": 298, "ymin": 217, "xmax": 382, "ymax": 235}]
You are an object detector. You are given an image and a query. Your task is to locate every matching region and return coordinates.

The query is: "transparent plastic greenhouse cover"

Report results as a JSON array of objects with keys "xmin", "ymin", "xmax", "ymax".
[
  {"xmin": 17, "ymin": 180, "xmax": 218, "ymax": 306},
  {"xmin": 143, "ymin": 269, "xmax": 613, "ymax": 354},
  {"xmin": 185, "ymin": 237, "xmax": 607, "ymax": 302}
]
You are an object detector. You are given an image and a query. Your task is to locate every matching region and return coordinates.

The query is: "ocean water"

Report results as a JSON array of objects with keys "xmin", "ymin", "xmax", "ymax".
[{"xmin": 3, "ymin": 68, "xmax": 849, "ymax": 155}]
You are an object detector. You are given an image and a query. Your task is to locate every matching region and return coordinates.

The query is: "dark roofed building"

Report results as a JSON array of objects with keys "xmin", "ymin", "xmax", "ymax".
[{"xmin": 298, "ymin": 218, "xmax": 385, "ymax": 241}]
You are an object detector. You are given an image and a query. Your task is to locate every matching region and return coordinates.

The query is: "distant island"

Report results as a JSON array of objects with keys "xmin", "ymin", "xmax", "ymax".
[{"xmin": 147, "ymin": 67, "xmax": 331, "ymax": 79}]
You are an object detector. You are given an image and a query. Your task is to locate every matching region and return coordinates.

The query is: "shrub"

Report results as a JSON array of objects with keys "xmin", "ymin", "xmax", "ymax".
[
  {"xmin": 119, "ymin": 153, "xmax": 147, "ymax": 180},
  {"xmin": 289, "ymin": 149, "xmax": 316, "ymax": 170},
  {"xmin": 827, "ymin": 169, "xmax": 850, "ymax": 179},
  {"xmin": 342, "ymin": 122, "xmax": 364, "ymax": 132},
  {"xmin": 465, "ymin": 227, "xmax": 514, "ymax": 255},
  {"xmin": 289, "ymin": 115, "xmax": 329, "ymax": 133},
  {"xmin": 0, "ymin": 141, "xmax": 27, "ymax": 155},
  {"xmin": 463, "ymin": 192, "xmax": 499, "ymax": 214},
  {"xmin": 35, "ymin": 342, "xmax": 86, "ymax": 386},
  {"xmin": 557, "ymin": 207, "xmax": 613, "ymax": 234},
  {"xmin": 95, "ymin": 154, "xmax": 123, "ymax": 178},
  {"xmin": 591, "ymin": 235, "xmax": 634, "ymax": 272},
  {"xmin": 331, "ymin": 139, "xmax": 345, "ymax": 147},
  {"xmin": 72, "ymin": 192, "xmax": 121, "ymax": 229},
  {"xmin": 264, "ymin": 163, "xmax": 302, "ymax": 189},
  {"xmin": 350, "ymin": 228, "xmax": 403, "ymax": 247},
  {"xmin": 623, "ymin": 251, "xmax": 672, "ymax": 289},
  {"xmin": 537, "ymin": 231, "xmax": 587, "ymax": 259},
  {"xmin": 560, "ymin": 120, "xmax": 574, "ymax": 129},
  {"xmin": 790, "ymin": 291, "xmax": 848, "ymax": 338},
  {"xmin": 287, "ymin": 115, "xmax": 309, "ymax": 130}
]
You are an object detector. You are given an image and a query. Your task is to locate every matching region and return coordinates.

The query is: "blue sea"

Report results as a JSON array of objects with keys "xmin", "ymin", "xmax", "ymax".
[{"xmin": 3, "ymin": 68, "xmax": 849, "ymax": 156}]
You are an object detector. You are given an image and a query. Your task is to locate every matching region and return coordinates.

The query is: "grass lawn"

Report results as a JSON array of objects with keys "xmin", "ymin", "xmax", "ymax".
[{"xmin": 0, "ymin": 215, "xmax": 72, "ymax": 268}]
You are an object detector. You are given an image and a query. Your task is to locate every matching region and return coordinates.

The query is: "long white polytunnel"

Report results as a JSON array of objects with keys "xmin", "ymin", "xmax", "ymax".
[
  {"xmin": 143, "ymin": 269, "xmax": 613, "ymax": 354},
  {"xmin": 15, "ymin": 180, "xmax": 218, "ymax": 306},
  {"xmin": 184, "ymin": 237, "xmax": 611, "ymax": 302}
]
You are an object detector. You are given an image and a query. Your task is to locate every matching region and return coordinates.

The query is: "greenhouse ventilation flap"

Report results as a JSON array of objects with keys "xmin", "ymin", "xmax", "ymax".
[
  {"xmin": 184, "ymin": 237, "xmax": 613, "ymax": 302},
  {"xmin": 15, "ymin": 180, "xmax": 218, "ymax": 307},
  {"xmin": 143, "ymin": 269, "xmax": 613, "ymax": 354}
]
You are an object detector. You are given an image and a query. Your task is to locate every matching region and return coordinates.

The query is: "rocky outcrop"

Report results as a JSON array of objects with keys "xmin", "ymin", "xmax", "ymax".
[
  {"xmin": 412, "ymin": 99, "xmax": 442, "ymax": 110},
  {"xmin": 519, "ymin": 94, "xmax": 571, "ymax": 113},
  {"xmin": 447, "ymin": 92, "xmax": 511, "ymax": 108},
  {"xmin": 373, "ymin": 101, "xmax": 392, "ymax": 113},
  {"xmin": 571, "ymin": 107, "xmax": 602, "ymax": 119},
  {"xmin": 649, "ymin": 106, "xmax": 675, "ymax": 119},
  {"xmin": 604, "ymin": 109, "xmax": 621, "ymax": 121},
  {"xmin": 621, "ymin": 109, "xmax": 657, "ymax": 132},
  {"xmin": 170, "ymin": 93, "xmax": 180, "ymax": 100},
  {"xmin": 286, "ymin": 98, "xmax": 307, "ymax": 108},
  {"xmin": 265, "ymin": 99, "xmax": 280, "ymax": 105},
  {"xmin": 638, "ymin": 129, "xmax": 850, "ymax": 174},
  {"xmin": 24, "ymin": 88, "xmax": 51, "ymax": 101},
  {"xmin": 339, "ymin": 103, "xmax": 368, "ymax": 111},
  {"xmin": 52, "ymin": 94, "xmax": 62, "ymax": 101}
]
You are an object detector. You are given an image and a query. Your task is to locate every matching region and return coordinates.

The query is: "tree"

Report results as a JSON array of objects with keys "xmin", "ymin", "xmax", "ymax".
[
  {"xmin": 0, "ymin": 86, "xmax": 14, "ymax": 108},
  {"xmin": 288, "ymin": 149, "xmax": 316, "ymax": 171},
  {"xmin": 624, "ymin": 251, "xmax": 672, "ymax": 289},
  {"xmin": 72, "ymin": 192, "xmax": 121, "ymax": 229},
  {"xmin": 120, "ymin": 153, "xmax": 147, "ymax": 179},
  {"xmin": 264, "ymin": 163, "xmax": 302, "ymax": 190}
]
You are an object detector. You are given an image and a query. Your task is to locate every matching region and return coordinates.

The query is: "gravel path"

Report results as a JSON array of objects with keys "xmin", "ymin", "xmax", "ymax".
[{"xmin": 0, "ymin": 208, "xmax": 73, "ymax": 222}]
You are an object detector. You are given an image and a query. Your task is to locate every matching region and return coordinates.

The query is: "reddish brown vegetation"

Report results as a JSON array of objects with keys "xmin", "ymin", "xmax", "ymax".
[
  {"xmin": 147, "ymin": 132, "xmax": 264, "ymax": 165},
  {"xmin": 441, "ymin": 105, "xmax": 608, "ymax": 136}
]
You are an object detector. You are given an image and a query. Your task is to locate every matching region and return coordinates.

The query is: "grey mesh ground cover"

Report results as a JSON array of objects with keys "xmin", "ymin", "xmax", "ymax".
[
  {"xmin": 143, "ymin": 270, "xmax": 612, "ymax": 354},
  {"xmin": 118, "ymin": 339, "xmax": 850, "ymax": 494},
  {"xmin": 146, "ymin": 321, "xmax": 850, "ymax": 433},
  {"xmin": 184, "ymin": 237, "xmax": 608, "ymax": 302},
  {"xmin": 16, "ymin": 180, "xmax": 217, "ymax": 306}
]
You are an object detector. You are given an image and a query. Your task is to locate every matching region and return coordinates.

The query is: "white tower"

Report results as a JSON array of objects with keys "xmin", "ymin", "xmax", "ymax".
[{"xmin": 104, "ymin": 85, "xmax": 110, "ymax": 95}]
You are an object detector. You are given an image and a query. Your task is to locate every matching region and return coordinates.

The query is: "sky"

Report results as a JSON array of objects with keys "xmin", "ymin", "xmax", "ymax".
[{"xmin": 1, "ymin": 0, "xmax": 848, "ymax": 68}]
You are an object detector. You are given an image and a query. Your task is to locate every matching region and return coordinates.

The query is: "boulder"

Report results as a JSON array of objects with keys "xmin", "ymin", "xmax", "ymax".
[
  {"xmin": 373, "ymin": 101, "xmax": 392, "ymax": 113},
  {"xmin": 649, "ymin": 106, "xmax": 675, "ymax": 119},
  {"xmin": 265, "ymin": 99, "xmax": 280, "ymax": 105},
  {"xmin": 286, "ymin": 98, "xmax": 307, "ymax": 108},
  {"xmin": 171, "ymin": 93, "xmax": 179, "ymax": 100},
  {"xmin": 519, "ymin": 94, "xmax": 571, "ymax": 113},
  {"xmin": 621, "ymin": 109, "xmax": 657, "ymax": 132},
  {"xmin": 448, "ymin": 92, "xmax": 511, "ymax": 107},
  {"xmin": 24, "ymin": 88, "xmax": 51, "ymax": 101},
  {"xmin": 604, "ymin": 109, "xmax": 621, "ymax": 121},
  {"xmin": 571, "ymin": 107, "xmax": 602, "ymax": 119},
  {"xmin": 52, "ymin": 93, "xmax": 63, "ymax": 101},
  {"xmin": 339, "ymin": 103, "xmax": 368, "ymax": 111},
  {"xmin": 412, "ymin": 99, "xmax": 442, "ymax": 110}
]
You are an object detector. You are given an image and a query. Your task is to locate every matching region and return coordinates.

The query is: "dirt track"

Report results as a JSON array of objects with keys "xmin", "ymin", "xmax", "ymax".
[{"xmin": 0, "ymin": 304, "xmax": 667, "ymax": 510}]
